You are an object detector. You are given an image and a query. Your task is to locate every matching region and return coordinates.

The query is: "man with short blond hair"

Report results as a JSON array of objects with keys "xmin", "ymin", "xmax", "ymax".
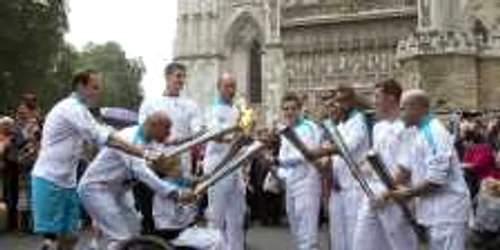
[
  {"xmin": 353, "ymin": 79, "xmax": 418, "ymax": 250},
  {"xmin": 138, "ymin": 62, "xmax": 204, "ymax": 232},
  {"xmin": 278, "ymin": 92, "xmax": 324, "ymax": 250}
]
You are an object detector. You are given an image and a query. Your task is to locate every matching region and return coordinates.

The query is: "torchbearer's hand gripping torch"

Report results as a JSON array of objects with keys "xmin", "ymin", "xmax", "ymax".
[
  {"xmin": 319, "ymin": 122, "xmax": 375, "ymax": 198},
  {"xmin": 191, "ymin": 100, "xmax": 263, "ymax": 196},
  {"xmin": 322, "ymin": 122, "xmax": 427, "ymax": 244},
  {"xmin": 366, "ymin": 151, "xmax": 428, "ymax": 243},
  {"xmin": 277, "ymin": 124, "xmax": 336, "ymax": 168},
  {"xmin": 193, "ymin": 140, "xmax": 266, "ymax": 195},
  {"xmin": 148, "ymin": 97, "xmax": 257, "ymax": 177}
]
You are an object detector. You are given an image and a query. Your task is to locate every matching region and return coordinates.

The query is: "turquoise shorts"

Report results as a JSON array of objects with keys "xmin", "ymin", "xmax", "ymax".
[{"xmin": 31, "ymin": 177, "xmax": 80, "ymax": 234}]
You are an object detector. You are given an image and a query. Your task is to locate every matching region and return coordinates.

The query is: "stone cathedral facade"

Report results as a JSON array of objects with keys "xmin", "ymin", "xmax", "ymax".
[{"xmin": 173, "ymin": 0, "xmax": 500, "ymax": 124}]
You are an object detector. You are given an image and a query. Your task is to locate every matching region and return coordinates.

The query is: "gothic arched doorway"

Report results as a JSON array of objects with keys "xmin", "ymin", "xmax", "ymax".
[{"xmin": 223, "ymin": 11, "xmax": 264, "ymax": 106}]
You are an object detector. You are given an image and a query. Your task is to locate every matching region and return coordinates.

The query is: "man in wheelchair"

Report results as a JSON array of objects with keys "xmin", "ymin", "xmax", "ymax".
[
  {"xmin": 77, "ymin": 112, "xmax": 226, "ymax": 250},
  {"xmin": 151, "ymin": 163, "xmax": 226, "ymax": 250}
]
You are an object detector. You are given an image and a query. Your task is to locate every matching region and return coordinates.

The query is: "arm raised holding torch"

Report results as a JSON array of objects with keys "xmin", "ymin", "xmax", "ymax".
[{"xmin": 153, "ymin": 75, "xmax": 262, "ymax": 203}]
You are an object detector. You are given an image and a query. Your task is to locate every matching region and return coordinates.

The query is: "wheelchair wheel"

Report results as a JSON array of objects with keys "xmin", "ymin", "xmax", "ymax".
[{"xmin": 117, "ymin": 235, "xmax": 175, "ymax": 250}]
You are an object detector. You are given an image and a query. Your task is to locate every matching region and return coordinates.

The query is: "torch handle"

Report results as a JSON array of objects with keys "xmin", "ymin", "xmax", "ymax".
[
  {"xmin": 194, "ymin": 141, "xmax": 265, "ymax": 196},
  {"xmin": 365, "ymin": 151, "xmax": 428, "ymax": 243},
  {"xmin": 278, "ymin": 126, "xmax": 315, "ymax": 162},
  {"xmin": 205, "ymin": 134, "xmax": 251, "ymax": 178},
  {"xmin": 321, "ymin": 122, "xmax": 375, "ymax": 198},
  {"xmin": 163, "ymin": 126, "xmax": 239, "ymax": 159}
]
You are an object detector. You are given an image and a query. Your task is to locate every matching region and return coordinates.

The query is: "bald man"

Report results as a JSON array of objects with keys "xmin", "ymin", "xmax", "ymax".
[
  {"xmin": 203, "ymin": 73, "xmax": 245, "ymax": 250},
  {"xmin": 379, "ymin": 89, "xmax": 470, "ymax": 250},
  {"xmin": 78, "ymin": 112, "xmax": 195, "ymax": 250}
]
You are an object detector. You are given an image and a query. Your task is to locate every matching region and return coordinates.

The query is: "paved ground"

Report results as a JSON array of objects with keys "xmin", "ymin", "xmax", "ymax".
[
  {"xmin": 0, "ymin": 225, "xmax": 330, "ymax": 250},
  {"xmin": 0, "ymin": 226, "xmax": 495, "ymax": 250}
]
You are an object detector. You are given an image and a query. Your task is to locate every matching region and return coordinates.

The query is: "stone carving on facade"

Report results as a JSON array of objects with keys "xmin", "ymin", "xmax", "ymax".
[
  {"xmin": 174, "ymin": 0, "xmax": 500, "ymax": 120},
  {"xmin": 465, "ymin": 0, "xmax": 500, "ymax": 36},
  {"xmin": 282, "ymin": 0, "xmax": 415, "ymax": 20},
  {"xmin": 481, "ymin": 35, "xmax": 500, "ymax": 57},
  {"xmin": 397, "ymin": 31, "xmax": 481, "ymax": 60}
]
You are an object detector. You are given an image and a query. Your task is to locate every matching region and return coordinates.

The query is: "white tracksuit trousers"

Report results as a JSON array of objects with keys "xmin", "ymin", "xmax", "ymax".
[
  {"xmin": 353, "ymin": 182, "xmax": 418, "ymax": 250},
  {"xmin": 207, "ymin": 177, "xmax": 245, "ymax": 250},
  {"xmin": 79, "ymin": 187, "xmax": 141, "ymax": 250},
  {"xmin": 286, "ymin": 179, "xmax": 321, "ymax": 250},
  {"xmin": 329, "ymin": 188, "xmax": 362, "ymax": 250}
]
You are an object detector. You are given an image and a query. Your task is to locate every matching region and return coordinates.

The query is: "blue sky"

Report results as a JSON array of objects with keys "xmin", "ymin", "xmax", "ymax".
[{"xmin": 65, "ymin": 0, "xmax": 177, "ymax": 97}]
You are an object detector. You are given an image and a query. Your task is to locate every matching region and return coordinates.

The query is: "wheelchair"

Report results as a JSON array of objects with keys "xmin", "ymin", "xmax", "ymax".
[
  {"xmin": 119, "ymin": 178, "xmax": 204, "ymax": 250},
  {"xmin": 117, "ymin": 235, "xmax": 173, "ymax": 250},
  {"xmin": 117, "ymin": 235, "xmax": 197, "ymax": 250}
]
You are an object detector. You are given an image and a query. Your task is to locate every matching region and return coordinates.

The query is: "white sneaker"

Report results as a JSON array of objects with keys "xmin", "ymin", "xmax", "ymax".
[
  {"xmin": 87, "ymin": 238, "xmax": 100, "ymax": 250},
  {"xmin": 37, "ymin": 241, "xmax": 57, "ymax": 250}
]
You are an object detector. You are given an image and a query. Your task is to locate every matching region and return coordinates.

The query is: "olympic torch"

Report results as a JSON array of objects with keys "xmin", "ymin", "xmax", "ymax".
[
  {"xmin": 366, "ymin": 150, "xmax": 428, "ymax": 243},
  {"xmin": 194, "ymin": 140, "xmax": 266, "ymax": 195},
  {"xmin": 193, "ymin": 99, "xmax": 258, "ymax": 195},
  {"xmin": 160, "ymin": 98, "xmax": 255, "ymax": 160}
]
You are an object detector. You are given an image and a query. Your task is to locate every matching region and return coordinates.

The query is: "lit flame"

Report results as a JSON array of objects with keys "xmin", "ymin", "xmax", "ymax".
[{"xmin": 236, "ymin": 97, "xmax": 254, "ymax": 134}]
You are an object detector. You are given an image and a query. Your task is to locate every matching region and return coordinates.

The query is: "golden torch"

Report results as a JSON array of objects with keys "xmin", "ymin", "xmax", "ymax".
[
  {"xmin": 194, "ymin": 140, "xmax": 265, "ymax": 195},
  {"xmin": 152, "ymin": 98, "xmax": 256, "ymax": 178},
  {"xmin": 160, "ymin": 98, "xmax": 255, "ymax": 160},
  {"xmin": 193, "ymin": 99, "xmax": 261, "ymax": 195}
]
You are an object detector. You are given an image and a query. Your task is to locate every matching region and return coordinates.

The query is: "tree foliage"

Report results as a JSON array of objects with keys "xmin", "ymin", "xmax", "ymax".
[
  {"xmin": 0, "ymin": 0, "xmax": 70, "ymax": 113},
  {"xmin": 0, "ymin": 0, "xmax": 145, "ymax": 114},
  {"xmin": 73, "ymin": 42, "xmax": 145, "ymax": 109}
]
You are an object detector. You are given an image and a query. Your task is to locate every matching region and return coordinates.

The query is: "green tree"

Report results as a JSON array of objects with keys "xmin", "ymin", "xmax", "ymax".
[
  {"xmin": 0, "ymin": 1, "xmax": 144, "ymax": 114},
  {"xmin": 0, "ymin": 0, "xmax": 70, "ymax": 113},
  {"xmin": 73, "ymin": 42, "xmax": 145, "ymax": 109}
]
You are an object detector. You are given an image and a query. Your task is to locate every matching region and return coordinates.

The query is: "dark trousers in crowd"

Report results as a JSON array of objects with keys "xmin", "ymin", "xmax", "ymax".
[
  {"xmin": 2, "ymin": 165, "xmax": 19, "ymax": 231},
  {"xmin": 133, "ymin": 182, "xmax": 155, "ymax": 234},
  {"xmin": 464, "ymin": 168, "xmax": 481, "ymax": 201},
  {"xmin": 261, "ymin": 192, "xmax": 283, "ymax": 226},
  {"xmin": 468, "ymin": 230, "xmax": 500, "ymax": 250},
  {"xmin": 248, "ymin": 188, "xmax": 283, "ymax": 226},
  {"xmin": 18, "ymin": 173, "xmax": 33, "ymax": 233}
]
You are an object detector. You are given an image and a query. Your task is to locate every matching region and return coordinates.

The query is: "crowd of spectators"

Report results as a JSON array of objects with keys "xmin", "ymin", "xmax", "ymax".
[
  {"xmin": 1, "ymin": 95, "xmax": 500, "ymax": 245},
  {"xmin": 449, "ymin": 111, "xmax": 500, "ymax": 249},
  {"xmin": 0, "ymin": 93, "xmax": 42, "ymax": 233},
  {"xmin": 455, "ymin": 112, "xmax": 500, "ymax": 197}
]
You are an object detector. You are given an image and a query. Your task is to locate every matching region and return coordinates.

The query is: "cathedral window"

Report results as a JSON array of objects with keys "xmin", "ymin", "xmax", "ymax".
[{"xmin": 249, "ymin": 40, "xmax": 262, "ymax": 104}]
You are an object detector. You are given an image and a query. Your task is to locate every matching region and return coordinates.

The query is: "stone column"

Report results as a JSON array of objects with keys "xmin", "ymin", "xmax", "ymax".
[
  {"xmin": 173, "ymin": 0, "xmax": 225, "ymax": 108},
  {"xmin": 478, "ymin": 36, "xmax": 500, "ymax": 109},
  {"xmin": 418, "ymin": 0, "xmax": 464, "ymax": 32},
  {"xmin": 262, "ymin": 42, "xmax": 286, "ymax": 127}
]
